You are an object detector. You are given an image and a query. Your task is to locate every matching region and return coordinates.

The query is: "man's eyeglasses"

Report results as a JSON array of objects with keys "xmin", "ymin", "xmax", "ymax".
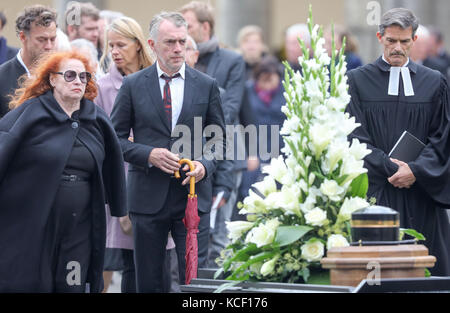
[{"xmin": 53, "ymin": 70, "xmax": 92, "ymax": 84}]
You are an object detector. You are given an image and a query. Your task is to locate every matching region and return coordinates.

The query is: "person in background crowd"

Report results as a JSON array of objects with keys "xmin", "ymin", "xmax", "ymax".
[
  {"xmin": 0, "ymin": 10, "xmax": 19, "ymax": 65},
  {"xmin": 180, "ymin": 1, "xmax": 245, "ymax": 269},
  {"xmin": 95, "ymin": 16, "xmax": 154, "ymax": 293},
  {"xmin": 98, "ymin": 10, "xmax": 124, "ymax": 73},
  {"xmin": 0, "ymin": 50, "xmax": 126, "ymax": 292},
  {"xmin": 428, "ymin": 26, "xmax": 450, "ymax": 80},
  {"xmin": 284, "ymin": 23, "xmax": 310, "ymax": 73},
  {"xmin": 185, "ymin": 34, "xmax": 199, "ymax": 68},
  {"xmin": 237, "ymin": 25, "xmax": 268, "ymax": 80},
  {"xmin": 70, "ymin": 38, "xmax": 103, "ymax": 78},
  {"xmin": 346, "ymin": 8, "xmax": 450, "ymax": 277},
  {"xmin": 110, "ymin": 11, "xmax": 225, "ymax": 293},
  {"xmin": 410, "ymin": 24, "xmax": 448, "ymax": 76},
  {"xmin": 65, "ymin": 2, "xmax": 100, "ymax": 58},
  {"xmin": 238, "ymin": 55, "xmax": 286, "ymax": 212},
  {"xmin": 0, "ymin": 5, "xmax": 57, "ymax": 119},
  {"xmin": 324, "ymin": 24, "xmax": 363, "ymax": 71},
  {"xmin": 56, "ymin": 28, "xmax": 71, "ymax": 51}
]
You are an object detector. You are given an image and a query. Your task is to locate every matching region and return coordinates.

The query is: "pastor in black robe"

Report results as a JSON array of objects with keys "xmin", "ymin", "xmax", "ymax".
[
  {"xmin": 0, "ymin": 91, "xmax": 127, "ymax": 292},
  {"xmin": 346, "ymin": 56, "xmax": 450, "ymax": 276}
]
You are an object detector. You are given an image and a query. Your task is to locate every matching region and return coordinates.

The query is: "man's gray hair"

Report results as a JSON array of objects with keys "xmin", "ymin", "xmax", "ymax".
[
  {"xmin": 379, "ymin": 8, "xmax": 419, "ymax": 38},
  {"xmin": 286, "ymin": 23, "xmax": 311, "ymax": 45},
  {"xmin": 186, "ymin": 35, "xmax": 198, "ymax": 51},
  {"xmin": 70, "ymin": 38, "xmax": 98, "ymax": 63},
  {"xmin": 149, "ymin": 11, "xmax": 187, "ymax": 42}
]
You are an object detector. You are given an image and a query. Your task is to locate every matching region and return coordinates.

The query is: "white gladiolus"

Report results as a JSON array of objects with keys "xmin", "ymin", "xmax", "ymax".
[
  {"xmin": 240, "ymin": 189, "xmax": 267, "ymax": 214},
  {"xmin": 304, "ymin": 207, "xmax": 328, "ymax": 226},
  {"xmin": 327, "ymin": 234, "xmax": 350, "ymax": 250},
  {"xmin": 340, "ymin": 156, "xmax": 368, "ymax": 184},
  {"xmin": 252, "ymin": 176, "xmax": 277, "ymax": 197},
  {"xmin": 309, "ymin": 123, "xmax": 335, "ymax": 159},
  {"xmin": 301, "ymin": 240, "xmax": 325, "ymax": 262},
  {"xmin": 349, "ymin": 138, "xmax": 371, "ymax": 160},
  {"xmin": 339, "ymin": 197, "xmax": 370, "ymax": 221},
  {"xmin": 320, "ymin": 179, "xmax": 345, "ymax": 202},
  {"xmin": 277, "ymin": 185, "xmax": 302, "ymax": 216},
  {"xmin": 262, "ymin": 156, "xmax": 288, "ymax": 184},
  {"xmin": 325, "ymin": 140, "xmax": 350, "ymax": 174},
  {"xmin": 226, "ymin": 221, "xmax": 255, "ymax": 243}
]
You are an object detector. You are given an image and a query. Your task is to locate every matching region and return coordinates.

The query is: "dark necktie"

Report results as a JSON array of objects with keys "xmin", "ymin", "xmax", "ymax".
[{"xmin": 161, "ymin": 73, "xmax": 181, "ymax": 130}]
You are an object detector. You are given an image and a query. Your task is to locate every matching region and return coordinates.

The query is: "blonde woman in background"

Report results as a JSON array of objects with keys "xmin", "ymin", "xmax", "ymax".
[{"xmin": 95, "ymin": 16, "xmax": 157, "ymax": 293}]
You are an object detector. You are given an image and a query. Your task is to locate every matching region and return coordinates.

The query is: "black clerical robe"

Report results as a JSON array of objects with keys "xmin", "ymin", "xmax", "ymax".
[{"xmin": 346, "ymin": 57, "xmax": 450, "ymax": 276}]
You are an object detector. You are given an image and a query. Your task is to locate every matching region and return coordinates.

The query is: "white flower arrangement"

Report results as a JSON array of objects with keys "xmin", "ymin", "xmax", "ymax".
[{"xmin": 216, "ymin": 8, "xmax": 371, "ymax": 284}]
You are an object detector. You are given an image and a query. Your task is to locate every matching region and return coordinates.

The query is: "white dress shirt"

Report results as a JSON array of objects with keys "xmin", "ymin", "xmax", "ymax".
[
  {"xmin": 156, "ymin": 61, "xmax": 185, "ymax": 132},
  {"xmin": 16, "ymin": 50, "xmax": 31, "ymax": 77}
]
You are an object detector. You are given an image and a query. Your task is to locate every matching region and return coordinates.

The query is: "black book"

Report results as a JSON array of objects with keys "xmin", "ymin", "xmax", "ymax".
[{"xmin": 388, "ymin": 131, "xmax": 426, "ymax": 162}]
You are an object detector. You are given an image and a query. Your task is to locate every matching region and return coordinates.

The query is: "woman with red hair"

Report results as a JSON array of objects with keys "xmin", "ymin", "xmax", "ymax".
[{"xmin": 0, "ymin": 51, "xmax": 126, "ymax": 293}]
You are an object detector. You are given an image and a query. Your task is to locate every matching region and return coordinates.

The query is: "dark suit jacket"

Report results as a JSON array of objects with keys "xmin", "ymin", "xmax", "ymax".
[
  {"xmin": 0, "ymin": 56, "xmax": 26, "ymax": 118},
  {"xmin": 111, "ymin": 64, "xmax": 226, "ymax": 215}
]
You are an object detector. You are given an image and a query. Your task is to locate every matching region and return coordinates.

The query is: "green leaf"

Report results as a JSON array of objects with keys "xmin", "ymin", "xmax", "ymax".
[
  {"xmin": 213, "ymin": 267, "xmax": 224, "ymax": 280},
  {"xmin": 400, "ymin": 228, "xmax": 426, "ymax": 241},
  {"xmin": 307, "ymin": 270, "xmax": 331, "ymax": 285},
  {"xmin": 275, "ymin": 226, "xmax": 313, "ymax": 247},
  {"xmin": 299, "ymin": 267, "xmax": 310, "ymax": 283},
  {"xmin": 223, "ymin": 243, "xmax": 260, "ymax": 272},
  {"xmin": 425, "ymin": 268, "xmax": 431, "ymax": 278},
  {"xmin": 227, "ymin": 251, "xmax": 277, "ymax": 281},
  {"xmin": 349, "ymin": 173, "xmax": 369, "ymax": 198}
]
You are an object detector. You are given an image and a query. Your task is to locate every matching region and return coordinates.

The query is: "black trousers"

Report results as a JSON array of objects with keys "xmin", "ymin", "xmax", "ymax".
[
  {"xmin": 131, "ymin": 178, "xmax": 211, "ymax": 293},
  {"xmin": 130, "ymin": 179, "xmax": 188, "ymax": 293}
]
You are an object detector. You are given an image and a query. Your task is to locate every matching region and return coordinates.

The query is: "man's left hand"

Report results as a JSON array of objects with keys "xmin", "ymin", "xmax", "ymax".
[
  {"xmin": 388, "ymin": 159, "xmax": 416, "ymax": 189},
  {"xmin": 182, "ymin": 161, "xmax": 206, "ymax": 185}
]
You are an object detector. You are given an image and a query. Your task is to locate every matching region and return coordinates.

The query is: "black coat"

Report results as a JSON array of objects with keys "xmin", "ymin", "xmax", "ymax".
[
  {"xmin": 0, "ymin": 57, "xmax": 26, "ymax": 118},
  {"xmin": 0, "ymin": 91, "xmax": 127, "ymax": 292},
  {"xmin": 346, "ymin": 57, "xmax": 450, "ymax": 276}
]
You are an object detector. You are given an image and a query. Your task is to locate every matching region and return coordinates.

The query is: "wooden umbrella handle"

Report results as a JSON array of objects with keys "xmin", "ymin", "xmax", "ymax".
[{"xmin": 174, "ymin": 159, "xmax": 196, "ymax": 197}]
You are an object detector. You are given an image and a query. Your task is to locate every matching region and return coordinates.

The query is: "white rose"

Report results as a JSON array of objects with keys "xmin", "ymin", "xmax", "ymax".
[
  {"xmin": 301, "ymin": 239, "xmax": 325, "ymax": 262},
  {"xmin": 245, "ymin": 218, "xmax": 280, "ymax": 248},
  {"xmin": 339, "ymin": 197, "xmax": 370, "ymax": 221},
  {"xmin": 304, "ymin": 207, "xmax": 328, "ymax": 227},
  {"xmin": 327, "ymin": 234, "xmax": 350, "ymax": 250},
  {"xmin": 320, "ymin": 179, "xmax": 345, "ymax": 202},
  {"xmin": 226, "ymin": 221, "xmax": 254, "ymax": 243},
  {"xmin": 260, "ymin": 255, "xmax": 280, "ymax": 277}
]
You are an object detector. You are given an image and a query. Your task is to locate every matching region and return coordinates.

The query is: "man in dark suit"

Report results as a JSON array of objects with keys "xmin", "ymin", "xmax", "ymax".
[
  {"xmin": 0, "ymin": 5, "xmax": 57, "ymax": 118},
  {"xmin": 0, "ymin": 11, "xmax": 19, "ymax": 65},
  {"xmin": 111, "ymin": 12, "xmax": 225, "ymax": 293},
  {"xmin": 180, "ymin": 1, "xmax": 247, "ymax": 268}
]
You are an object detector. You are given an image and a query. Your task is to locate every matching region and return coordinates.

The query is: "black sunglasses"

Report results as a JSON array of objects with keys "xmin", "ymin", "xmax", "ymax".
[{"xmin": 54, "ymin": 70, "xmax": 92, "ymax": 84}]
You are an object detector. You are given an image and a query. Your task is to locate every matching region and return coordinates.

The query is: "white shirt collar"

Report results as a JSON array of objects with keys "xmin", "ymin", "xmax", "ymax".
[
  {"xmin": 156, "ymin": 61, "xmax": 186, "ymax": 80},
  {"xmin": 16, "ymin": 50, "xmax": 31, "ymax": 77},
  {"xmin": 381, "ymin": 55, "xmax": 414, "ymax": 97}
]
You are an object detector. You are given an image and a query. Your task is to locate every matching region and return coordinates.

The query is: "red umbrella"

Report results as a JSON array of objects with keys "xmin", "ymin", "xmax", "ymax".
[{"xmin": 175, "ymin": 159, "xmax": 200, "ymax": 285}]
